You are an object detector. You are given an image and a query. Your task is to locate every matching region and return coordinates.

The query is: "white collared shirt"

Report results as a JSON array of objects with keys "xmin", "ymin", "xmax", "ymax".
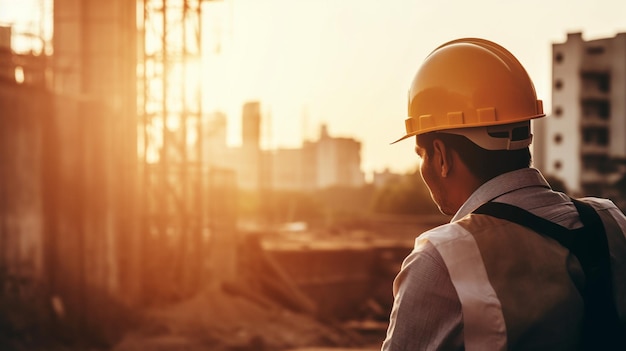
[{"xmin": 382, "ymin": 167, "xmax": 626, "ymax": 351}]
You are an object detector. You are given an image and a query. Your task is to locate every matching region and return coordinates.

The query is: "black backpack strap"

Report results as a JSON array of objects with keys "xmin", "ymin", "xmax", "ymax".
[
  {"xmin": 569, "ymin": 199, "xmax": 624, "ymax": 350},
  {"xmin": 473, "ymin": 201, "xmax": 573, "ymax": 246},
  {"xmin": 472, "ymin": 199, "xmax": 623, "ymax": 350}
]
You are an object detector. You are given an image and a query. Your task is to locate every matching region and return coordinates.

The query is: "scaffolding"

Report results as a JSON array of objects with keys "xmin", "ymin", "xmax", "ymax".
[
  {"xmin": 138, "ymin": 0, "xmax": 208, "ymax": 301},
  {"xmin": 2, "ymin": 0, "xmax": 235, "ymax": 308}
]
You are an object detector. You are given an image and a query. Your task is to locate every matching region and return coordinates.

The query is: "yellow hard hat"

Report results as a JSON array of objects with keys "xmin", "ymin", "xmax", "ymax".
[{"xmin": 393, "ymin": 38, "xmax": 545, "ymax": 149}]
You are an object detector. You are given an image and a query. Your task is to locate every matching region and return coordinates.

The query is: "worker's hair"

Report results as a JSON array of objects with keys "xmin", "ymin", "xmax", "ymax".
[{"xmin": 416, "ymin": 133, "xmax": 532, "ymax": 183}]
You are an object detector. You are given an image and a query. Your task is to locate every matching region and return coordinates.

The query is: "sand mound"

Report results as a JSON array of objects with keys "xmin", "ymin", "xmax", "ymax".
[{"xmin": 112, "ymin": 287, "xmax": 365, "ymax": 351}]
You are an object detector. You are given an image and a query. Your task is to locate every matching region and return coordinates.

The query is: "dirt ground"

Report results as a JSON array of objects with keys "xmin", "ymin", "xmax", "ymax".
[
  {"xmin": 111, "ymin": 287, "xmax": 384, "ymax": 351},
  {"xmin": 107, "ymin": 225, "xmax": 425, "ymax": 351}
]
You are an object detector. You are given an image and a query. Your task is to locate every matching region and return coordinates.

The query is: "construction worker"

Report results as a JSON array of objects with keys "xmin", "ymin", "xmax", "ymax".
[{"xmin": 382, "ymin": 38, "xmax": 626, "ymax": 350}]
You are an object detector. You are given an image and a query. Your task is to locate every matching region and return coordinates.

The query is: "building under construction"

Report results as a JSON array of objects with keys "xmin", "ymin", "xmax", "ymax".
[
  {"xmin": 0, "ymin": 0, "xmax": 241, "ymax": 347},
  {"xmin": 0, "ymin": 1, "xmax": 431, "ymax": 350}
]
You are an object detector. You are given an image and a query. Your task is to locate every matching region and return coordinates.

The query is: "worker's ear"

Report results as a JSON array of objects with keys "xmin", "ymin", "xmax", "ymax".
[{"xmin": 432, "ymin": 139, "xmax": 451, "ymax": 177}]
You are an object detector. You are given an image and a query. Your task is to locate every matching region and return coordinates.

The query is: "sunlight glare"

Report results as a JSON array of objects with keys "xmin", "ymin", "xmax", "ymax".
[{"xmin": 14, "ymin": 66, "xmax": 24, "ymax": 84}]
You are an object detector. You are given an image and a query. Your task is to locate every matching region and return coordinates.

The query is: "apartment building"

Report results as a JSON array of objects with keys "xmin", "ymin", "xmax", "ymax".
[{"xmin": 534, "ymin": 32, "xmax": 626, "ymax": 199}]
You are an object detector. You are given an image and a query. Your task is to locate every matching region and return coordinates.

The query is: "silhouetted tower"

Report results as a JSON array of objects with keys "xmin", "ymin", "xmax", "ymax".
[
  {"xmin": 242, "ymin": 101, "xmax": 261, "ymax": 149},
  {"xmin": 138, "ymin": 0, "xmax": 217, "ymax": 302},
  {"xmin": 239, "ymin": 101, "xmax": 261, "ymax": 190}
]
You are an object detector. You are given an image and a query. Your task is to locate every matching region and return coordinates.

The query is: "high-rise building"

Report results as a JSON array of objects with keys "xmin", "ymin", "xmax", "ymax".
[
  {"xmin": 239, "ymin": 101, "xmax": 262, "ymax": 190},
  {"xmin": 312, "ymin": 124, "xmax": 364, "ymax": 189},
  {"xmin": 534, "ymin": 32, "xmax": 626, "ymax": 197},
  {"xmin": 242, "ymin": 101, "xmax": 261, "ymax": 148},
  {"xmin": 264, "ymin": 124, "xmax": 365, "ymax": 191},
  {"xmin": 201, "ymin": 111, "xmax": 229, "ymax": 167},
  {"xmin": 209, "ymin": 103, "xmax": 365, "ymax": 192}
]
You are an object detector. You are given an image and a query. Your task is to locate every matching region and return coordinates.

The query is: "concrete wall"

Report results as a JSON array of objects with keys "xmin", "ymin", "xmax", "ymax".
[
  {"xmin": 0, "ymin": 81, "xmax": 49, "ymax": 285},
  {"xmin": 548, "ymin": 33, "xmax": 583, "ymax": 193},
  {"xmin": 50, "ymin": 0, "xmax": 139, "ymax": 333}
]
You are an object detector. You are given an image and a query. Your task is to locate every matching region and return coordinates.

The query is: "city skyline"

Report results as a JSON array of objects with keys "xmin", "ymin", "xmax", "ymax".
[
  {"xmin": 2, "ymin": 0, "xmax": 626, "ymax": 177},
  {"xmin": 199, "ymin": 0, "xmax": 626, "ymax": 177}
]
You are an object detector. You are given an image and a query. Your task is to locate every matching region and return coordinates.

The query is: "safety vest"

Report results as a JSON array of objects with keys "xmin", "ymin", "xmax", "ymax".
[{"xmin": 418, "ymin": 199, "xmax": 625, "ymax": 350}]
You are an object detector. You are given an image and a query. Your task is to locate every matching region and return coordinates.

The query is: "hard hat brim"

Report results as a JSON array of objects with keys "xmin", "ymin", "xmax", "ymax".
[{"xmin": 390, "ymin": 114, "xmax": 546, "ymax": 150}]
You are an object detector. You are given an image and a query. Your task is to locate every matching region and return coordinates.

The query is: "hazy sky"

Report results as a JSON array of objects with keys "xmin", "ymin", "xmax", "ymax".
[
  {"xmin": 2, "ymin": 0, "xmax": 626, "ymax": 177},
  {"xmin": 204, "ymin": 0, "xmax": 626, "ymax": 176}
]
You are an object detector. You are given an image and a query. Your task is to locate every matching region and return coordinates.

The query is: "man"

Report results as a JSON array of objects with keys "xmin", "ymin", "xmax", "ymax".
[{"xmin": 382, "ymin": 38, "xmax": 626, "ymax": 350}]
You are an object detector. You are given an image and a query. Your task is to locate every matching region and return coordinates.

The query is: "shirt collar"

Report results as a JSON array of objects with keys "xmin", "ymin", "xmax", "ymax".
[{"xmin": 451, "ymin": 168, "xmax": 551, "ymax": 222}]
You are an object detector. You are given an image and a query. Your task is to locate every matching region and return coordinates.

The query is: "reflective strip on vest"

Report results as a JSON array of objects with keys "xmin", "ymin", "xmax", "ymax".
[
  {"xmin": 417, "ymin": 222, "xmax": 508, "ymax": 351},
  {"xmin": 418, "ymin": 213, "xmax": 585, "ymax": 350}
]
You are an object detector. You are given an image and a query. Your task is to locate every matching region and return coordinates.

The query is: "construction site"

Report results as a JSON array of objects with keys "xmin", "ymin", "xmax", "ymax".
[{"xmin": 0, "ymin": 1, "xmax": 450, "ymax": 350}]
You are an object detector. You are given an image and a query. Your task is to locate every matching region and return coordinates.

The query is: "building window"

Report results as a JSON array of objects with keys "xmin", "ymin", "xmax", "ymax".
[
  {"xmin": 555, "ymin": 79, "xmax": 563, "ymax": 90},
  {"xmin": 597, "ymin": 74, "xmax": 610, "ymax": 92},
  {"xmin": 582, "ymin": 72, "xmax": 610, "ymax": 93},
  {"xmin": 586, "ymin": 46, "xmax": 605, "ymax": 55},
  {"xmin": 554, "ymin": 133, "xmax": 563, "ymax": 144},
  {"xmin": 582, "ymin": 154, "xmax": 611, "ymax": 172},
  {"xmin": 582, "ymin": 127, "xmax": 609, "ymax": 146},
  {"xmin": 599, "ymin": 101, "xmax": 610, "ymax": 119},
  {"xmin": 554, "ymin": 106, "xmax": 563, "ymax": 117},
  {"xmin": 582, "ymin": 100, "xmax": 610, "ymax": 120},
  {"xmin": 598, "ymin": 129, "xmax": 609, "ymax": 145},
  {"xmin": 555, "ymin": 52, "xmax": 564, "ymax": 63},
  {"xmin": 554, "ymin": 160, "xmax": 562, "ymax": 170}
]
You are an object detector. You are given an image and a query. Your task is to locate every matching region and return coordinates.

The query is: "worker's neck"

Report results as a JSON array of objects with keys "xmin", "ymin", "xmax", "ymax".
[{"xmin": 445, "ymin": 162, "xmax": 482, "ymax": 215}]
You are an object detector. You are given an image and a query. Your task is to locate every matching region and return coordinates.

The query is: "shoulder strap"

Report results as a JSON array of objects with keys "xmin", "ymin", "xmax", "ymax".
[
  {"xmin": 472, "ymin": 199, "xmax": 624, "ymax": 350},
  {"xmin": 568, "ymin": 199, "xmax": 624, "ymax": 350}
]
